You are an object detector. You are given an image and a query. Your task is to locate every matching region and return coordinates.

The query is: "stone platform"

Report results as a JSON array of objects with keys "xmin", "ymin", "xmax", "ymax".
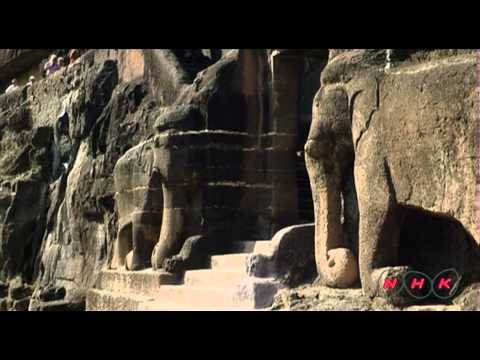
[{"xmin": 86, "ymin": 241, "xmax": 282, "ymax": 311}]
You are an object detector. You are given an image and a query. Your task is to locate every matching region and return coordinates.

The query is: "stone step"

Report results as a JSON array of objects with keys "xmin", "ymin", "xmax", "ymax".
[
  {"xmin": 146, "ymin": 285, "xmax": 251, "ymax": 309},
  {"xmin": 184, "ymin": 269, "xmax": 248, "ymax": 286},
  {"xmin": 144, "ymin": 279, "xmax": 280, "ymax": 310},
  {"xmin": 96, "ymin": 269, "xmax": 180, "ymax": 295},
  {"xmin": 87, "ymin": 289, "xmax": 152, "ymax": 311},
  {"xmin": 210, "ymin": 253, "xmax": 249, "ymax": 270},
  {"xmin": 87, "ymin": 279, "xmax": 280, "ymax": 310},
  {"xmin": 88, "ymin": 239, "xmax": 284, "ymax": 310},
  {"xmin": 230, "ymin": 241, "xmax": 272, "ymax": 254},
  {"xmin": 87, "ymin": 289, "xmax": 197, "ymax": 311}
]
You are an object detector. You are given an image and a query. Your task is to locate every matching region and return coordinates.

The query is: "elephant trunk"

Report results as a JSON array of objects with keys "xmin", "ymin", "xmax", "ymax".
[{"xmin": 305, "ymin": 140, "xmax": 358, "ymax": 288}]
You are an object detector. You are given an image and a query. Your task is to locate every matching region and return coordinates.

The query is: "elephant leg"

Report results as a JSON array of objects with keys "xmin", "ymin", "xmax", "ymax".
[
  {"xmin": 126, "ymin": 171, "xmax": 163, "ymax": 271},
  {"xmin": 355, "ymin": 158, "xmax": 413, "ymax": 305},
  {"xmin": 126, "ymin": 212, "xmax": 159, "ymax": 271},
  {"xmin": 151, "ymin": 184, "xmax": 187, "ymax": 270},
  {"xmin": 111, "ymin": 221, "xmax": 132, "ymax": 270}
]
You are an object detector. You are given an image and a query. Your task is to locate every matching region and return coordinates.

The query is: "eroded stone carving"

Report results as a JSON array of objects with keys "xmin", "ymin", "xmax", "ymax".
[
  {"xmin": 305, "ymin": 81, "xmax": 359, "ymax": 289},
  {"xmin": 306, "ymin": 49, "xmax": 480, "ymax": 304},
  {"xmin": 2, "ymin": 48, "xmax": 478, "ymax": 311},
  {"xmin": 109, "ymin": 51, "xmax": 263, "ymax": 273},
  {"xmin": 111, "ymin": 140, "xmax": 162, "ymax": 270}
]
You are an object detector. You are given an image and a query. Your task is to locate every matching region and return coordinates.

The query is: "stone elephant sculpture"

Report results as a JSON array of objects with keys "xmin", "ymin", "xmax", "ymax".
[
  {"xmin": 111, "ymin": 106, "xmax": 204, "ymax": 271},
  {"xmin": 111, "ymin": 139, "xmax": 162, "ymax": 271},
  {"xmin": 109, "ymin": 50, "xmax": 258, "ymax": 273},
  {"xmin": 305, "ymin": 49, "xmax": 478, "ymax": 303}
]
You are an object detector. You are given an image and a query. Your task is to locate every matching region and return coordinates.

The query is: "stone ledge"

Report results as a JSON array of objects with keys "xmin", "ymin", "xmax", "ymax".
[
  {"xmin": 0, "ymin": 49, "xmax": 54, "ymax": 83},
  {"xmin": 96, "ymin": 269, "xmax": 180, "ymax": 295}
]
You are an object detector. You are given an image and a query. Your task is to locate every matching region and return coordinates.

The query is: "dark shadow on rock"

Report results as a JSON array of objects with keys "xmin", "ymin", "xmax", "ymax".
[{"xmin": 398, "ymin": 205, "xmax": 480, "ymax": 304}]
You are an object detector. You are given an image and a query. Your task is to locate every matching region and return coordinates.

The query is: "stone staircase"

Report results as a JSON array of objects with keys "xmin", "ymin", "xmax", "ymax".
[{"xmin": 86, "ymin": 240, "xmax": 282, "ymax": 311}]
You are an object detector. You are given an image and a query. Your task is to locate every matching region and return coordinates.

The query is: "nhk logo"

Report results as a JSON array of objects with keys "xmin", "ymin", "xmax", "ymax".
[{"xmin": 380, "ymin": 269, "xmax": 461, "ymax": 300}]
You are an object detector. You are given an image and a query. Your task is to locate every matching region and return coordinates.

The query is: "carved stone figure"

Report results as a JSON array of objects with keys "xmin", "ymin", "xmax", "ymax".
[
  {"xmin": 306, "ymin": 49, "xmax": 479, "ymax": 303},
  {"xmin": 149, "ymin": 106, "xmax": 206, "ymax": 270},
  {"xmin": 111, "ymin": 140, "xmax": 162, "ymax": 270},
  {"xmin": 305, "ymin": 79, "xmax": 359, "ymax": 289},
  {"xmin": 110, "ymin": 50, "xmax": 300, "ymax": 273}
]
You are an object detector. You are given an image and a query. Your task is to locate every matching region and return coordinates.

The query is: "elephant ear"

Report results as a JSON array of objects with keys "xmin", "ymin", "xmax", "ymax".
[{"xmin": 350, "ymin": 75, "xmax": 380, "ymax": 153}]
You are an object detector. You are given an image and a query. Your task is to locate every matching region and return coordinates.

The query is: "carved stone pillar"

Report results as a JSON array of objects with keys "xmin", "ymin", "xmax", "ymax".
[{"xmin": 268, "ymin": 50, "xmax": 303, "ymax": 233}]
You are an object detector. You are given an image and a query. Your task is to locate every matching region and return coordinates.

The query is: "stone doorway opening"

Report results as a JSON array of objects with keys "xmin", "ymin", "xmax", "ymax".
[
  {"xmin": 296, "ymin": 54, "xmax": 328, "ymax": 223},
  {"xmin": 269, "ymin": 50, "xmax": 328, "ymax": 225}
]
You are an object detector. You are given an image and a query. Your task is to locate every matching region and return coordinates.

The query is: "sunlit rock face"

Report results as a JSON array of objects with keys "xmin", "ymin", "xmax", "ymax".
[
  {"xmin": 1, "ymin": 49, "xmax": 477, "ymax": 311},
  {"xmin": 306, "ymin": 49, "xmax": 479, "ymax": 306},
  {"xmin": 0, "ymin": 49, "xmax": 54, "ymax": 92},
  {"xmin": 0, "ymin": 49, "xmax": 328, "ymax": 310}
]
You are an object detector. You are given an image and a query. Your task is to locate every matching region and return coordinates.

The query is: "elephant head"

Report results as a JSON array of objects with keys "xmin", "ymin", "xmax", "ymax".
[
  {"xmin": 111, "ymin": 140, "xmax": 163, "ymax": 271},
  {"xmin": 304, "ymin": 84, "xmax": 359, "ymax": 288},
  {"xmin": 310, "ymin": 49, "xmax": 479, "ymax": 307},
  {"xmin": 150, "ymin": 106, "xmax": 204, "ymax": 270}
]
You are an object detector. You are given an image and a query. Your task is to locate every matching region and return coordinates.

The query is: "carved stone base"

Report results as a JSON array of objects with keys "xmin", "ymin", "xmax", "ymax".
[{"xmin": 86, "ymin": 224, "xmax": 317, "ymax": 310}]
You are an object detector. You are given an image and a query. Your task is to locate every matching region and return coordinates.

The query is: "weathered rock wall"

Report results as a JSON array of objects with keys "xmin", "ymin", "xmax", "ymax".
[
  {"xmin": 0, "ymin": 48, "xmax": 309, "ymax": 310},
  {"xmin": 0, "ymin": 54, "xmax": 122, "ymax": 309},
  {"xmin": 0, "ymin": 49, "xmax": 53, "ymax": 91},
  {"xmin": 1, "ymin": 48, "xmax": 476, "ymax": 311}
]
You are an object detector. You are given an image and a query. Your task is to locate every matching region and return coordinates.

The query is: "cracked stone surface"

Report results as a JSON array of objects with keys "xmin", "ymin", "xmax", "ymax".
[{"xmin": 269, "ymin": 283, "xmax": 479, "ymax": 311}]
